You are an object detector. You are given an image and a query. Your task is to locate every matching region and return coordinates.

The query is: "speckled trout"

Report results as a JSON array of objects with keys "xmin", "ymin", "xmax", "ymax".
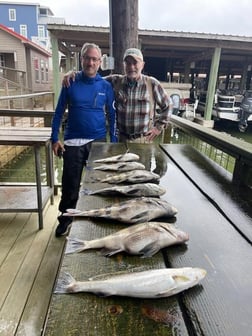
[
  {"xmin": 65, "ymin": 222, "xmax": 189, "ymax": 256},
  {"xmin": 54, "ymin": 267, "xmax": 206, "ymax": 298},
  {"xmin": 64, "ymin": 197, "xmax": 177, "ymax": 223},
  {"xmin": 83, "ymin": 183, "xmax": 166, "ymax": 197},
  {"xmin": 95, "ymin": 170, "xmax": 160, "ymax": 184},
  {"xmin": 93, "ymin": 161, "xmax": 145, "ymax": 171},
  {"xmin": 93, "ymin": 153, "xmax": 140, "ymax": 163}
]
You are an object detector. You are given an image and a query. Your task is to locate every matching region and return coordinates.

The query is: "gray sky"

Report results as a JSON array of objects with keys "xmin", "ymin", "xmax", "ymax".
[{"xmin": 11, "ymin": 0, "xmax": 252, "ymax": 36}]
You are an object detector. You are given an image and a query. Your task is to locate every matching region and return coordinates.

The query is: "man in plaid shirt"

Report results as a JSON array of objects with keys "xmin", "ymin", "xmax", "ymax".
[{"xmin": 107, "ymin": 48, "xmax": 172, "ymax": 143}]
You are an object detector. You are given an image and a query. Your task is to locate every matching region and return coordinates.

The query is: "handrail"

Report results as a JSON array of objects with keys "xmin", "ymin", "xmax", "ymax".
[
  {"xmin": 0, "ymin": 108, "xmax": 54, "ymax": 117},
  {"xmin": 170, "ymin": 115, "xmax": 252, "ymax": 186},
  {"xmin": 0, "ymin": 108, "xmax": 56, "ymax": 127},
  {"xmin": 0, "ymin": 92, "xmax": 55, "ymax": 110},
  {"xmin": 0, "ymin": 91, "xmax": 53, "ymax": 101}
]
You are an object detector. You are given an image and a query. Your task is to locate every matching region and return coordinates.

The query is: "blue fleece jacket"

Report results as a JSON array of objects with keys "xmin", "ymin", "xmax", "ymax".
[{"xmin": 51, "ymin": 72, "xmax": 117, "ymax": 143}]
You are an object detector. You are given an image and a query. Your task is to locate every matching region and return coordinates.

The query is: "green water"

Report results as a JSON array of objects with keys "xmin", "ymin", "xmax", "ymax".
[{"xmin": 214, "ymin": 120, "xmax": 252, "ymax": 144}]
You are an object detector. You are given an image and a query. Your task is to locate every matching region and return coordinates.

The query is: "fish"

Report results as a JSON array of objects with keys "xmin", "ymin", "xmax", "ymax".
[
  {"xmin": 95, "ymin": 170, "xmax": 160, "ymax": 184},
  {"xmin": 93, "ymin": 161, "xmax": 145, "ymax": 171},
  {"xmin": 93, "ymin": 153, "xmax": 140, "ymax": 163},
  {"xmin": 82, "ymin": 183, "xmax": 166, "ymax": 197},
  {"xmin": 54, "ymin": 267, "xmax": 207, "ymax": 298},
  {"xmin": 65, "ymin": 221, "xmax": 189, "ymax": 257},
  {"xmin": 63, "ymin": 197, "xmax": 178, "ymax": 224}
]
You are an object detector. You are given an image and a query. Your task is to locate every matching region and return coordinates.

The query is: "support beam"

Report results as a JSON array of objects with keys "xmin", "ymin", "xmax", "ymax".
[
  {"xmin": 49, "ymin": 33, "xmax": 61, "ymax": 107},
  {"xmin": 110, "ymin": 0, "xmax": 138, "ymax": 73},
  {"xmin": 205, "ymin": 47, "xmax": 221, "ymax": 120}
]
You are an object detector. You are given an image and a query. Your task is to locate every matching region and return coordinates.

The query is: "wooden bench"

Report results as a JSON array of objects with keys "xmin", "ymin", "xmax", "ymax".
[
  {"xmin": 0, "ymin": 127, "xmax": 54, "ymax": 229},
  {"xmin": 44, "ymin": 143, "xmax": 252, "ymax": 335}
]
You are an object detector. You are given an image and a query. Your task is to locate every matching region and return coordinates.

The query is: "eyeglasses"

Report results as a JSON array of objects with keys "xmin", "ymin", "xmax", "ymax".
[{"xmin": 82, "ymin": 56, "xmax": 101, "ymax": 63}]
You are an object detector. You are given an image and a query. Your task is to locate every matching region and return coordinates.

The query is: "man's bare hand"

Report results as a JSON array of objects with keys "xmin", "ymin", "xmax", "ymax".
[
  {"xmin": 62, "ymin": 70, "xmax": 76, "ymax": 87},
  {"xmin": 145, "ymin": 127, "xmax": 162, "ymax": 141},
  {"xmin": 52, "ymin": 141, "xmax": 65, "ymax": 157}
]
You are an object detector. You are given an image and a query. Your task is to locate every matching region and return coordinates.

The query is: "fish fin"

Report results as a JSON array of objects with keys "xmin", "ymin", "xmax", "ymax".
[
  {"xmin": 65, "ymin": 237, "xmax": 86, "ymax": 254},
  {"xmin": 130, "ymin": 210, "xmax": 149, "ymax": 222},
  {"xmin": 154, "ymin": 275, "xmax": 177, "ymax": 297},
  {"xmin": 172, "ymin": 275, "xmax": 190, "ymax": 282},
  {"xmin": 155, "ymin": 275, "xmax": 191, "ymax": 297},
  {"xmin": 139, "ymin": 242, "xmax": 160, "ymax": 258},
  {"xmin": 80, "ymin": 188, "xmax": 92, "ymax": 195},
  {"xmin": 100, "ymin": 248, "xmax": 123, "ymax": 257},
  {"xmin": 54, "ymin": 272, "xmax": 76, "ymax": 294}
]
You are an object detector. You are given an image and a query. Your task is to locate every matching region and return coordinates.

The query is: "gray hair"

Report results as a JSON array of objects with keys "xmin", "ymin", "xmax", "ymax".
[{"xmin": 80, "ymin": 43, "xmax": 102, "ymax": 58}]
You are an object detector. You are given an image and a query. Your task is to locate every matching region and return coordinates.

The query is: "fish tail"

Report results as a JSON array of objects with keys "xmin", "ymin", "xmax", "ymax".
[
  {"xmin": 54, "ymin": 272, "xmax": 76, "ymax": 294},
  {"xmin": 65, "ymin": 237, "xmax": 86, "ymax": 254}
]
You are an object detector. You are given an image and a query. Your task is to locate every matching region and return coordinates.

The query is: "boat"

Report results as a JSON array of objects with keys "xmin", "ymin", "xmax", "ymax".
[
  {"xmin": 196, "ymin": 90, "xmax": 242, "ymax": 122},
  {"xmin": 238, "ymin": 90, "xmax": 252, "ymax": 132}
]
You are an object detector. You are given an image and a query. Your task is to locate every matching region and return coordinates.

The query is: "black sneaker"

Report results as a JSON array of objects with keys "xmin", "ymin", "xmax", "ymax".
[{"xmin": 55, "ymin": 216, "xmax": 73, "ymax": 237}]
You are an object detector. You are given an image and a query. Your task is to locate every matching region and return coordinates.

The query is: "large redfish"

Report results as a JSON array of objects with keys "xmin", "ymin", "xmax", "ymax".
[
  {"xmin": 54, "ymin": 267, "xmax": 207, "ymax": 298},
  {"xmin": 65, "ymin": 221, "xmax": 189, "ymax": 257},
  {"xmin": 64, "ymin": 197, "xmax": 177, "ymax": 224}
]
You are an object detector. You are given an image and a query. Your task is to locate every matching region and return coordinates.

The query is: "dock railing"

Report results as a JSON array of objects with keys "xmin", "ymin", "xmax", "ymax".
[
  {"xmin": 0, "ymin": 91, "xmax": 54, "ymax": 110},
  {"xmin": 169, "ymin": 115, "xmax": 252, "ymax": 188}
]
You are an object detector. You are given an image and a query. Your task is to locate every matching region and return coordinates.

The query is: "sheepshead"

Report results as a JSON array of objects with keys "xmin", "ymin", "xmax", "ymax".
[
  {"xmin": 64, "ymin": 197, "xmax": 177, "ymax": 223},
  {"xmin": 83, "ymin": 183, "xmax": 166, "ymax": 197},
  {"xmin": 96, "ymin": 170, "xmax": 160, "ymax": 184},
  {"xmin": 93, "ymin": 161, "xmax": 145, "ymax": 172},
  {"xmin": 54, "ymin": 267, "xmax": 207, "ymax": 298},
  {"xmin": 93, "ymin": 152, "xmax": 139, "ymax": 163},
  {"xmin": 65, "ymin": 221, "xmax": 189, "ymax": 257}
]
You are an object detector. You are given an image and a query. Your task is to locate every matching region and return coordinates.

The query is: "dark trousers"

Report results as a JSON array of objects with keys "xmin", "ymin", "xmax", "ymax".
[{"xmin": 58, "ymin": 139, "xmax": 105, "ymax": 215}]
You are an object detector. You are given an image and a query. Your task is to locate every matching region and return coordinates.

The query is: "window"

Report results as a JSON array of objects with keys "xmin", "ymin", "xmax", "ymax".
[
  {"xmin": 0, "ymin": 54, "xmax": 5, "ymax": 67},
  {"xmin": 39, "ymin": 8, "xmax": 47, "ymax": 16},
  {"xmin": 34, "ymin": 58, "xmax": 39, "ymax": 82},
  {"xmin": 38, "ymin": 25, "xmax": 45, "ymax": 38},
  {"xmin": 9, "ymin": 9, "xmax": 16, "ymax": 21},
  {"xmin": 20, "ymin": 25, "xmax": 27, "ymax": 38},
  {"xmin": 41, "ymin": 59, "xmax": 45, "ymax": 82},
  {"xmin": 45, "ymin": 62, "xmax": 49, "ymax": 82}
]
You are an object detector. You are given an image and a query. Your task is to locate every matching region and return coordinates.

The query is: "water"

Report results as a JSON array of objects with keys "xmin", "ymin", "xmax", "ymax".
[{"xmin": 214, "ymin": 120, "xmax": 252, "ymax": 144}]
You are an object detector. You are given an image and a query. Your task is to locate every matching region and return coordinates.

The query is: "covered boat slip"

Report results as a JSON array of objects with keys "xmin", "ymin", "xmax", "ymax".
[{"xmin": 44, "ymin": 143, "xmax": 252, "ymax": 336}]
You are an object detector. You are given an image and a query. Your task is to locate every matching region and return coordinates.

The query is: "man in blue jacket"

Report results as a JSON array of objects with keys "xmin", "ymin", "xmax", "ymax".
[{"xmin": 51, "ymin": 42, "xmax": 117, "ymax": 237}]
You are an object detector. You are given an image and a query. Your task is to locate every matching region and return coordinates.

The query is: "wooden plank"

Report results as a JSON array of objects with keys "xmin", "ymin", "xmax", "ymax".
[
  {"xmin": 0, "ymin": 212, "xmax": 21, "ymax": 236},
  {"xmin": 44, "ymin": 143, "xmax": 189, "ymax": 336},
  {"xmin": 16, "ymin": 196, "xmax": 65, "ymax": 336},
  {"xmin": 160, "ymin": 144, "xmax": 252, "ymax": 242},
  {"xmin": 0, "ymin": 213, "xmax": 30, "ymax": 264},
  {"xmin": 0, "ymin": 196, "xmax": 64, "ymax": 336},
  {"xmin": 159, "ymin": 144, "xmax": 252, "ymax": 335},
  {"xmin": 0, "ymin": 92, "xmax": 53, "ymax": 100},
  {"xmin": 0, "ymin": 109, "xmax": 54, "ymax": 118},
  {"xmin": 0, "ymin": 127, "xmax": 51, "ymax": 145}
]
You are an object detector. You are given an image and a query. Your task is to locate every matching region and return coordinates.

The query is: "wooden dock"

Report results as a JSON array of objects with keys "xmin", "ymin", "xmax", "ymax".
[
  {"xmin": 43, "ymin": 143, "xmax": 252, "ymax": 336},
  {"xmin": 0, "ymin": 194, "xmax": 65, "ymax": 336}
]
